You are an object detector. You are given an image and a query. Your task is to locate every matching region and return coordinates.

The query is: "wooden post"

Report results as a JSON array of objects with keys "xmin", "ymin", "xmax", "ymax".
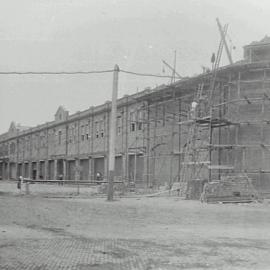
[
  {"xmin": 125, "ymin": 97, "xmax": 129, "ymax": 185},
  {"xmin": 88, "ymin": 157, "xmax": 92, "ymax": 181},
  {"xmin": 63, "ymin": 159, "xmax": 66, "ymax": 180},
  {"xmin": 261, "ymin": 69, "xmax": 266, "ymax": 189},
  {"xmin": 216, "ymin": 18, "xmax": 233, "ymax": 65},
  {"xmin": 7, "ymin": 161, "xmax": 10, "ymax": 180},
  {"xmin": 25, "ymin": 181, "xmax": 30, "ymax": 195},
  {"xmin": 36, "ymin": 161, "xmax": 40, "ymax": 180},
  {"xmin": 178, "ymin": 99, "xmax": 182, "ymax": 182},
  {"xmin": 75, "ymin": 159, "xmax": 80, "ymax": 194},
  {"xmin": 15, "ymin": 163, "xmax": 18, "ymax": 179},
  {"xmin": 107, "ymin": 64, "xmax": 120, "ymax": 201},
  {"xmin": 29, "ymin": 162, "xmax": 32, "ymax": 179},
  {"xmin": 170, "ymin": 92, "xmax": 176, "ymax": 186},
  {"xmin": 54, "ymin": 160, "xmax": 57, "ymax": 180},
  {"xmin": 44, "ymin": 160, "xmax": 48, "ymax": 180},
  {"xmin": 22, "ymin": 163, "xmax": 25, "ymax": 178},
  {"xmin": 134, "ymin": 100, "xmax": 139, "ymax": 184},
  {"xmin": 152, "ymin": 104, "xmax": 158, "ymax": 186},
  {"xmin": 146, "ymin": 103, "xmax": 150, "ymax": 187}
]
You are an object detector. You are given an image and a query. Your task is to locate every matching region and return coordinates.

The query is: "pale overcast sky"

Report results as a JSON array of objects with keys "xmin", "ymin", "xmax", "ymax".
[{"xmin": 0, "ymin": 0, "xmax": 270, "ymax": 133}]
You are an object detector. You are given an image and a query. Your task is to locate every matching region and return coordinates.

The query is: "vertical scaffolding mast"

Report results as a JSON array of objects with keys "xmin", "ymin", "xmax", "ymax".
[{"xmin": 180, "ymin": 19, "xmax": 229, "ymax": 185}]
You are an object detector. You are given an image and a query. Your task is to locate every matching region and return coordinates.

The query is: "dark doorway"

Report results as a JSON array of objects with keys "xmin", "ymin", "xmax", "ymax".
[
  {"xmin": 9, "ymin": 163, "xmax": 16, "ymax": 180},
  {"xmin": 24, "ymin": 163, "xmax": 29, "ymax": 178},
  {"xmin": 128, "ymin": 154, "xmax": 144, "ymax": 183},
  {"xmin": 67, "ymin": 160, "xmax": 75, "ymax": 180},
  {"xmin": 18, "ymin": 163, "xmax": 22, "ymax": 178},
  {"xmin": 57, "ymin": 159, "xmax": 64, "ymax": 179},
  {"xmin": 39, "ymin": 161, "xmax": 45, "ymax": 179},
  {"xmin": 32, "ymin": 162, "xmax": 37, "ymax": 180},
  {"xmin": 48, "ymin": 160, "xmax": 54, "ymax": 180},
  {"xmin": 80, "ymin": 159, "xmax": 89, "ymax": 180},
  {"xmin": 115, "ymin": 156, "xmax": 123, "ymax": 180},
  {"xmin": 94, "ymin": 157, "xmax": 105, "ymax": 180}
]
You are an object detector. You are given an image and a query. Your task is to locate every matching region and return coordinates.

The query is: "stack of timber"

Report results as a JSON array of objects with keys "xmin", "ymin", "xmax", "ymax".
[{"xmin": 201, "ymin": 174, "xmax": 259, "ymax": 203}]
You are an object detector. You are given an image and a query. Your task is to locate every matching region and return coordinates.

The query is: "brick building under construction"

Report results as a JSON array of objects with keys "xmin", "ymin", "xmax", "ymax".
[{"xmin": 1, "ymin": 37, "xmax": 270, "ymax": 196}]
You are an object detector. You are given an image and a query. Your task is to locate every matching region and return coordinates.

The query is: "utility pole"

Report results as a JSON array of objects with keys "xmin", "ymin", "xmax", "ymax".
[{"xmin": 107, "ymin": 64, "xmax": 120, "ymax": 201}]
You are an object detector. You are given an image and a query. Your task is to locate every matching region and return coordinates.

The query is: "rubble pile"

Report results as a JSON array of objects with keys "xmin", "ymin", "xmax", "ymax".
[{"xmin": 201, "ymin": 175, "xmax": 259, "ymax": 203}]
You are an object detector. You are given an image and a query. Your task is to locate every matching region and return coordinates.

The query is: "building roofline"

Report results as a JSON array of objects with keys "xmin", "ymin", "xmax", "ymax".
[
  {"xmin": 244, "ymin": 42, "xmax": 270, "ymax": 49},
  {"xmin": 243, "ymin": 36, "xmax": 270, "ymax": 49},
  {"xmin": 1, "ymin": 60, "xmax": 270, "ymax": 143}
]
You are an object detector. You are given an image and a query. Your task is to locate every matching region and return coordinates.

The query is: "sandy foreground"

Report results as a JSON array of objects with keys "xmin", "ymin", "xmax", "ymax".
[{"xmin": 0, "ymin": 181, "xmax": 270, "ymax": 270}]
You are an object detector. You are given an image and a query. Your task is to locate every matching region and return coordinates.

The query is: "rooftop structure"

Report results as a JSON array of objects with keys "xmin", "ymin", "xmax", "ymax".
[{"xmin": 244, "ymin": 36, "xmax": 270, "ymax": 63}]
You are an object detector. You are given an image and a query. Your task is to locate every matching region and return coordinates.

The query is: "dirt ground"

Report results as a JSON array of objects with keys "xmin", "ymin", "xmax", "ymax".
[{"xmin": 0, "ymin": 181, "xmax": 270, "ymax": 270}]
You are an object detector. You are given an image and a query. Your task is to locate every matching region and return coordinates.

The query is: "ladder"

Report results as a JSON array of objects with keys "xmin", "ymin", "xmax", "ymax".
[
  {"xmin": 207, "ymin": 23, "xmax": 229, "ymax": 182},
  {"xmin": 180, "ymin": 23, "xmax": 229, "ymax": 184},
  {"xmin": 180, "ymin": 83, "xmax": 205, "ymax": 183}
]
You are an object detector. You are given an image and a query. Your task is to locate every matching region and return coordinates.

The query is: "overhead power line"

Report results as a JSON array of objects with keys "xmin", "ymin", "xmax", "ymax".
[
  {"xmin": 120, "ymin": 69, "xmax": 175, "ymax": 79},
  {"xmin": 0, "ymin": 69, "xmax": 176, "ymax": 79},
  {"xmin": 0, "ymin": 70, "xmax": 114, "ymax": 75}
]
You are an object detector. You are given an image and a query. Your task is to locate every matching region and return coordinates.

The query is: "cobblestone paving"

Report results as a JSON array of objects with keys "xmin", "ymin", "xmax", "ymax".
[
  {"xmin": 1, "ymin": 185, "xmax": 270, "ymax": 269},
  {"xmin": 1, "ymin": 236, "xmax": 270, "ymax": 270},
  {"xmin": 0, "ymin": 238, "xmax": 170, "ymax": 270}
]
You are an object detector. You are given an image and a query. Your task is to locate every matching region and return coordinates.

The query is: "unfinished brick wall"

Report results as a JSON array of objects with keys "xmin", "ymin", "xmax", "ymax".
[{"xmin": 210, "ymin": 67, "xmax": 270, "ymax": 193}]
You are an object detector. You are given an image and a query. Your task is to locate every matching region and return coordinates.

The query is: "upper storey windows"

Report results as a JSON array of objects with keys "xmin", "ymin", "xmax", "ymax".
[{"xmin": 129, "ymin": 110, "xmax": 144, "ymax": 132}]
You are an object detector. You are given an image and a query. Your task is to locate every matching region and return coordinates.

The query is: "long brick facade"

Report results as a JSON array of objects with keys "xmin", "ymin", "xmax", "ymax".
[{"xmin": 1, "ymin": 37, "xmax": 270, "ymax": 194}]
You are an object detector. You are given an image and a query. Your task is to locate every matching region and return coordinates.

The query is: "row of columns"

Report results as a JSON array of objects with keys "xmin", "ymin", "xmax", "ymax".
[
  {"xmin": 0, "ymin": 159, "xmax": 67, "ymax": 180},
  {"xmin": 0, "ymin": 154, "xmax": 145, "ymax": 183},
  {"xmin": 0, "ymin": 158, "xmax": 103, "ymax": 181}
]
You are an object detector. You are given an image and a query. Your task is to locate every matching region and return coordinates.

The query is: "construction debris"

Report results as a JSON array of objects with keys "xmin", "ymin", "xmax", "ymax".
[{"xmin": 201, "ymin": 174, "xmax": 259, "ymax": 203}]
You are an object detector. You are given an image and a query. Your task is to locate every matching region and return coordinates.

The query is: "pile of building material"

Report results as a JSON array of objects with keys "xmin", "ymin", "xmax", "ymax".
[
  {"xmin": 186, "ymin": 179, "xmax": 208, "ymax": 200},
  {"xmin": 201, "ymin": 175, "xmax": 259, "ymax": 203}
]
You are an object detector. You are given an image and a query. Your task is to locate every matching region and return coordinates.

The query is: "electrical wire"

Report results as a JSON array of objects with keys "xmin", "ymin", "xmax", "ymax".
[
  {"xmin": 120, "ymin": 69, "xmax": 176, "ymax": 79},
  {"xmin": 0, "ymin": 68, "xmax": 177, "ymax": 79},
  {"xmin": 0, "ymin": 70, "xmax": 114, "ymax": 75}
]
